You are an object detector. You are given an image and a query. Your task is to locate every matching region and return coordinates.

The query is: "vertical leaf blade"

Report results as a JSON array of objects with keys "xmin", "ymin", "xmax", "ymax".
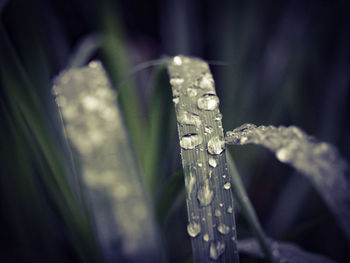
[
  {"xmin": 167, "ymin": 55, "xmax": 239, "ymax": 263},
  {"xmin": 53, "ymin": 61, "xmax": 164, "ymax": 262}
]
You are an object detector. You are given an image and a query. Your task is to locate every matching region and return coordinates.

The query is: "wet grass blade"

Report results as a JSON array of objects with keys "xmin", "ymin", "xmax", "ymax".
[
  {"xmin": 53, "ymin": 61, "xmax": 164, "ymax": 262},
  {"xmin": 225, "ymin": 124, "xmax": 350, "ymax": 245},
  {"xmin": 167, "ymin": 55, "xmax": 239, "ymax": 263}
]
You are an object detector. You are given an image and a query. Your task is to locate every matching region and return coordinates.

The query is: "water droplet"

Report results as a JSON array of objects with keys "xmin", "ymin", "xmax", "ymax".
[
  {"xmin": 187, "ymin": 221, "xmax": 201, "ymax": 237},
  {"xmin": 197, "ymin": 94, "xmax": 219, "ymax": 111},
  {"xmin": 215, "ymin": 209, "xmax": 222, "ymax": 217},
  {"xmin": 215, "ymin": 114, "xmax": 222, "ymax": 121},
  {"xmin": 208, "ymin": 157, "xmax": 217, "ymax": 168},
  {"xmin": 187, "ymin": 88, "xmax": 198, "ymax": 97},
  {"xmin": 205, "ymin": 126, "xmax": 213, "ymax": 134},
  {"xmin": 203, "ymin": 234, "xmax": 209, "ymax": 242},
  {"xmin": 276, "ymin": 147, "xmax": 292, "ymax": 162},
  {"xmin": 185, "ymin": 170, "xmax": 196, "ymax": 200},
  {"xmin": 197, "ymin": 73, "xmax": 214, "ymax": 90},
  {"xmin": 170, "ymin": 77, "xmax": 184, "ymax": 86},
  {"xmin": 223, "ymin": 182, "xmax": 231, "ymax": 190},
  {"xmin": 172, "ymin": 97, "xmax": 179, "ymax": 104},
  {"xmin": 240, "ymin": 136, "xmax": 248, "ymax": 144},
  {"xmin": 198, "ymin": 163, "xmax": 203, "ymax": 167},
  {"xmin": 217, "ymin": 223, "xmax": 230, "ymax": 235},
  {"xmin": 207, "ymin": 136, "xmax": 225, "ymax": 155},
  {"xmin": 197, "ymin": 181, "xmax": 214, "ymax": 207},
  {"xmin": 209, "ymin": 241, "xmax": 225, "ymax": 260},
  {"xmin": 178, "ymin": 110, "xmax": 202, "ymax": 127},
  {"xmin": 219, "ymin": 203, "xmax": 224, "ymax": 207},
  {"xmin": 227, "ymin": 206, "xmax": 233, "ymax": 213},
  {"xmin": 82, "ymin": 96, "xmax": 99, "ymax": 111},
  {"xmin": 173, "ymin": 56, "xmax": 183, "ymax": 66},
  {"xmin": 180, "ymin": 134, "xmax": 203, "ymax": 149},
  {"xmin": 88, "ymin": 61, "xmax": 99, "ymax": 68}
]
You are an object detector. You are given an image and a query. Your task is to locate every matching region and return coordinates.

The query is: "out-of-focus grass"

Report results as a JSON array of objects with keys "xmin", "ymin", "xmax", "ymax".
[
  {"xmin": 0, "ymin": 24, "xmax": 102, "ymax": 262},
  {"xmin": 99, "ymin": 1, "xmax": 146, "ymax": 166},
  {"xmin": 144, "ymin": 65, "xmax": 176, "ymax": 195}
]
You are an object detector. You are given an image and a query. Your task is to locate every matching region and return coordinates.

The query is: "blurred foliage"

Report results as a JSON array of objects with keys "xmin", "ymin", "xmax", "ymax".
[{"xmin": 0, "ymin": 0, "xmax": 349, "ymax": 262}]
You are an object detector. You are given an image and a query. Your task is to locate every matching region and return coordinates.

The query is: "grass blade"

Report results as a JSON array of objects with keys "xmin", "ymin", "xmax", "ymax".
[
  {"xmin": 0, "ymin": 23, "xmax": 102, "ymax": 262},
  {"xmin": 225, "ymin": 123, "xmax": 350, "ymax": 245},
  {"xmin": 167, "ymin": 55, "xmax": 239, "ymax": 263},
  {"xmin": 99, "ymin": 1, "xmax": 146, "ymax": 164},
  {"xmin": 144, "ymin": 65, "xmax": 176, "ymax": 194},
  {"xmin": 53, "ymin": 61, "xmax": 164, "ymax": 262}
]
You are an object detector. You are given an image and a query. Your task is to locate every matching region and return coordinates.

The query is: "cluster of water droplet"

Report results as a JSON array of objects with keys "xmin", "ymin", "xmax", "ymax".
[
  {"xmin": 225, "ymin": 123, "xmax": 347, "ymax": 179},
  {"xmin": 169, "ymin": 55, "xmax": 239, "ymax": 261},
  {"xmin": 226, "ymin": 123, "xmax": 350, "ymax": 241}
]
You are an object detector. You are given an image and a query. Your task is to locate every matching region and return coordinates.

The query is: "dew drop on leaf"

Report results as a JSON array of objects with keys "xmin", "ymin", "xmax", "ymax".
[
  {"xmin": 207, "ymin": 136, "xmax": 225, "ymax": 155},
  {"xmin": 180, "ymin": 134, "xmax": 203, "ymax": 149},
  {"xmin": 187, "ymin": 221, "xmax": 201, "ymax": 237},
  {"xmin": 197, "ymin": 94, "xmax": 219, "ymax": 111},
  {"xmin": 197, "ymin": 181, "xmax": 214, "ymax": 207},
  {"xmin": 209, "ymin": 241, "xmax": 225, "ymax": 260},
  {"xmin": 173, "ymin": 56, "xmax": 183, "ymax": 66},
  {"xmin": 197, "ymin": 73, "xmax": 214, "ymax": 90},
  {"xmin": 170, "ymin": 77, "xmax": 184, "ymax": 86},
  {"xmin": 217, "ymin": 223, "xmax": 230, "ymax": 235},
  {"xmin": 208, "ymin": 157, "xmax": 217, "ymax": 168},
  {"xmin": 178, "ymin": 110, "xmax": 202, "ymax": 127},
  {"xmin": 203, "ymin": 234, "xmax": 209, "ymax": 242},
  {"xmin": 214, "ymin": 209, "xmax": 222, "ymax": 217},
  {"xmin": 187, "ymin": 88, "xmax": 198, "ymax": 97},
  {"xmin": 223, "ymin": 182, "xmax": 231, "ymax": 190}
]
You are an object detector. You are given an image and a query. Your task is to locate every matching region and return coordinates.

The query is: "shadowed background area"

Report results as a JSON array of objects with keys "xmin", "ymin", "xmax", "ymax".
[{"xmin": 0, "ymin": 0, "xmax": 349, "ymax": 262}]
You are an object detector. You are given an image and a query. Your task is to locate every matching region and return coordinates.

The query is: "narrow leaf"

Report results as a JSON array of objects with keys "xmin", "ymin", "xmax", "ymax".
[
  {"xmin": 226, "ymin": 123, "xmax": 350, "ymax": 243},
  {"xmin": 167, "ymin": 55, "xmax": 239, "ymax": 263},
  {"xmin": 53, "ymin": 61, "xmax": 164, "ymax": 263}
]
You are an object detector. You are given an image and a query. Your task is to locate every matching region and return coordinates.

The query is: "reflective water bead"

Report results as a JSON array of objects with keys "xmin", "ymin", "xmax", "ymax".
[
  {"xmin": 207, "ymin": 136, "xmax": 225, "ymax": 155},
  {"xmin": 208, "ymin": 157, "xmax": 217, "ymax": 168},
  {"xmin": 180, "ymin": 134, "xmax": 203, "ymax": 149},
  {"xmin": 170, "ymin": 77, "xmax": 184, "ymax": 86},
  {"xmin": 223, "ymin": 182, "xmax": 231, "ymax": 190},
  {"xmin": 197, "ymin": 182, "xmax": 214, "ymax": 207},
  {"xmin": 209, "ymin": 241, "xmax": 225, "ymax": 260},
  {"xmin": 217, "ymin": 223, "xmax": 230, "ymax": 235},
  {"xmin": 173, "ymin": 56, "xmax": 183, "ymax": 66},
  {"xmin": 187, "ymin": 221, "xmax": 201, "ymax": 237},
  {"xmin": 197, "ymin": 94, "xmax": 219, "ymax": 111}
]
